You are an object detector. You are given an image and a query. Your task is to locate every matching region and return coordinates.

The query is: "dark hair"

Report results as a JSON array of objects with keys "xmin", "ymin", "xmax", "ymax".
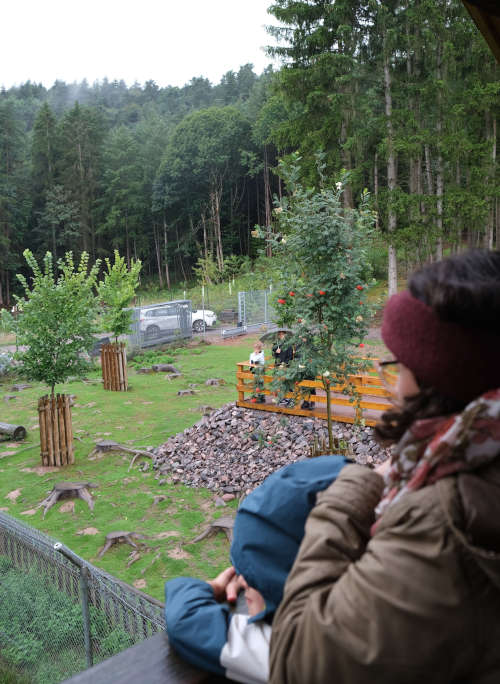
[{"xmin": 375, "ymin": 250, "xmax": 500, "ymax": 444}]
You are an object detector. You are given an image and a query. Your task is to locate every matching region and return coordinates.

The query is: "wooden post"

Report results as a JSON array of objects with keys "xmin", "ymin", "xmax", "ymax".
[
  {"xmin": 38, "ymin": 394, "xmax": 74, "ymax": 466},
  {"xmin": 102, "ymin": 343, "xmax": 128, "ymax": 391}
]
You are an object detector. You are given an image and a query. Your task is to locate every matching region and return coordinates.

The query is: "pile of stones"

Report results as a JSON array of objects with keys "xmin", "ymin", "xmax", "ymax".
[{"xmin": 152, "ymin": 404, "xmax": 387, "ymax": 496}]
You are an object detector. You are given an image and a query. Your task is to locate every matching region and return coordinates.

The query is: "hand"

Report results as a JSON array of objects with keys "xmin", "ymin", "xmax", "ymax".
[
  {"xmin": 375, "ymin": 457, "xmax": 391, "ymax": 478},
  {"xmin": 225, "ymin": 574, "xmax": 247, "ymax": 603},
  {"xmin": 207, "ymin": 566, "xmax": 237, "ymax": 602},
  {"xmin": 276, "ymin": 347, "xmax": 281, "ymax": 353}
]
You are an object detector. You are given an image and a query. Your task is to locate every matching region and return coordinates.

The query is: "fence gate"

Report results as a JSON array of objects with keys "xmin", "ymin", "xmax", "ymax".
[{"xmin": 238, "ymin": 289, "xmax": 275, "ymax": 327}]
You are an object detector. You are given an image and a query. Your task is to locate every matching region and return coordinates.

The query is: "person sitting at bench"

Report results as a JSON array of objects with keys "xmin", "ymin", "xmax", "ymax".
[
  {"xmin": 249, "ymin": 341, "xmax": 266, "ymax": 403},
  {"xmin": 164, "ymin": 454, "xmax": 348, "ymax": 683},
  {"xmin": 269, "ymin": 249, "xmax": 500, "ymax": 684}
]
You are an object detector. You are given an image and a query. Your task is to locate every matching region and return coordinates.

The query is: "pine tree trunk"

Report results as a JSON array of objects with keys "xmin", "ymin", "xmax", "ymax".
[
  {"xmin": 153, "ymin": 223, "xmax": 163, "ymax": 288},
  {"xmin": 486, "ymin": 116, "xmax": 496, "ymax": 249},
  {"xmin": 435, "ymin": 42, "xmax": 444, "ymax": 261},
  {"xmin": 163, "ymin": 216, "xmax": 171, "ymax": 289},
  {"xmin": 496, "ymin": 197, "xmax": 499, "ymax": 250},
  {"xmin": 340, "ymin": 118, "xmax": 354, "ymax": 209},
  {"xmin": 264, "ymin": 146, "xmax": 272, "ymax": 258},
  {"xmin": 384, "ymin": 55, "xmax": 398, "ymax": 296}
]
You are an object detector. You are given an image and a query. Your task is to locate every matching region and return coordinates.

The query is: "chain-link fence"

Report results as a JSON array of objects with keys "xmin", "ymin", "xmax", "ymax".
[
  {"xmin": 0, "ymin": 512, "xmax": 165, "ymax": 684},
  {"xmin": 127, "ymin": 300, "xmax": 193, "ymax": 350}
]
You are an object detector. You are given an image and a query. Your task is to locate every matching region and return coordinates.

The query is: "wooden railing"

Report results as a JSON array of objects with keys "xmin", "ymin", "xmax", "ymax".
[
  {"xmin": 236, "ymin": 361, "xmax": 393, "ymax": 427},
  {"xmin": 64, "ymin": 631, "xmax": 226, "ymax": 683}
]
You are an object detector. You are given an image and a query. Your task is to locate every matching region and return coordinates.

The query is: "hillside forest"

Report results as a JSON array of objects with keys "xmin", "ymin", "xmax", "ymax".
[{"xmin": 0, "ymin": 0, "xmax": 498, "ymax": 305}]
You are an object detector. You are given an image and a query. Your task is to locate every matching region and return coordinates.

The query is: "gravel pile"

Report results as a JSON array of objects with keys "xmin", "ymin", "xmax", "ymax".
[{"xmin": 152, "ymin": 404, "xmax": 387, "ymax": 495}]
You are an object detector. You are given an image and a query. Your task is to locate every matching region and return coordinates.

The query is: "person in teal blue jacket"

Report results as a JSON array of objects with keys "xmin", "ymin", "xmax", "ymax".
[{"xmin": 164, "ymin": 454, "xmax": 348, "ymax": 683}]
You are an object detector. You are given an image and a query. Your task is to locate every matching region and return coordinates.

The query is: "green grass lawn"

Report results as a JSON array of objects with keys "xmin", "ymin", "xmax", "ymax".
[{"xmin": 0, "ymin": 340, "xmax": 250, "ymax": 602}]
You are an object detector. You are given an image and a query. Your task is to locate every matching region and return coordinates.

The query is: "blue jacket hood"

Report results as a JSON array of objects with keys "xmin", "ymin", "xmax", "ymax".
[{"xmin": 230, "ymin": 454, "xmax": 347, "ymax": 622}]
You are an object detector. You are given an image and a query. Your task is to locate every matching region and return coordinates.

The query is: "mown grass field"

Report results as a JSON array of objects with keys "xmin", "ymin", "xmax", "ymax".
[
  {"xmin": 0, "ymin": 314, "xmax": 387, "ymax": 606},
  {"xmin": 0, "ymin": 339, "xmax": 255, "ymax": 602}
]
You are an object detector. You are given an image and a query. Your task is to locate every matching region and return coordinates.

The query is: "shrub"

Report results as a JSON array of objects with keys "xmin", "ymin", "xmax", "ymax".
[
  {"xmin": 0, "ymin": 558, "xmax": 135, "ymax": 682},
  {"xmin": 0, "ymin": 352, "xmax": 16, "ymax": 377}
]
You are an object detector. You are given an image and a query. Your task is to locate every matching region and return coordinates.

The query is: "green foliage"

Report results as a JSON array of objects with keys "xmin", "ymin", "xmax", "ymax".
[
  {"xmin": 257, "ymin": 153, "xmax": 375, "ymax": 442},
  {"xmin": 193, "ymin": 255, "xmax": 221, "ymax": 285},
  {"xmin": 0, "ymin": 309, "xmax": 15, "ymax": 334},
  {"xmin": 97, "ymin": 250, "xmax": 142, "ymax": 341},
  {"xmin": 0, "ymin": 558, "xmax": 132, "ymax": 683},
  {"xmin": 0, "ymin": 352, "xmax": 16, "ymax": 377},
  {"xmin": 193, "ymin": 253, "xmax": 251, "ymax": 286},
  {"xmin": 15, "ymin": 250, "xmax": 100, "ymax": 395},
  {"xmin": 0, "ymin": 342, "xmax": 249, "ymax": 602},
  {"xmin": 129, "ymin": 349, "xmax": 175, "ymax": 369}
]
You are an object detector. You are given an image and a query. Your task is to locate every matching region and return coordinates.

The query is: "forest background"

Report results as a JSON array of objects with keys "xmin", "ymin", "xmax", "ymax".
[{"xmin": 0, "ymin": 0, "xmax": 498, "ymax": 306}]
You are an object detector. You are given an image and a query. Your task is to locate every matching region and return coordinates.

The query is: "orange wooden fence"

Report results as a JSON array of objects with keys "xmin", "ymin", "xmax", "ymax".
[{"xmin": 236, "ymin": 361, "xmax": 394, "ymax": 427}]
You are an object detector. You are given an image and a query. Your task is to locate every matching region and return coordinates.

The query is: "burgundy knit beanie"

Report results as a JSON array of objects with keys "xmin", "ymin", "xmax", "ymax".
[{"xmin": 381, "ymin": 290, "xmax": 500, "ymax": 402}]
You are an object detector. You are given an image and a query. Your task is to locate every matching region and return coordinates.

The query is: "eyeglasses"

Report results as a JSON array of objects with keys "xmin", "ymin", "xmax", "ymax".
[{"xmin": 375, "ymin": 359, "xmax": 399, "ymax": 393}]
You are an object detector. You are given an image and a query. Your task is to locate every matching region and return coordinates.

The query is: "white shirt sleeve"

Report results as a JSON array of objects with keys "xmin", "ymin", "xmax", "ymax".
[
  {"xmin": 220, "ymin": 614, "xmax": 271, "ymax": 684},
  {"xmin": 249, "ymin": 351, "xmax": 265, "ymax": 365}
]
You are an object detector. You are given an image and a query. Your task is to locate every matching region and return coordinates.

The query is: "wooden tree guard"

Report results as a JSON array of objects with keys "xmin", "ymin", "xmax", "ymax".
[
  {"xmin": 101, "ymin": 342, "xmax": 128, "ymax": 391},
  {"xmin": 38, "ymin": 394, "xmax": 74, "ymax": 466}
]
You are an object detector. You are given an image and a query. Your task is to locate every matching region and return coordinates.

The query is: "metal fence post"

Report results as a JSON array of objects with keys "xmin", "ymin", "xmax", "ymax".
[
  {"xmin": 238, "ymin": 291, "xmax": 245, "ymax": 327},
  {"xmin": 54, "ymin": 542, "xmax": 93, "ymax": 668}
]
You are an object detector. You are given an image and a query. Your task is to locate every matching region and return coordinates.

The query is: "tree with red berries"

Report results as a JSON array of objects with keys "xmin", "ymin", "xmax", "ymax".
[{"xmin": 257, "ymin": 153, "xmax": 375, "ymax": 450}]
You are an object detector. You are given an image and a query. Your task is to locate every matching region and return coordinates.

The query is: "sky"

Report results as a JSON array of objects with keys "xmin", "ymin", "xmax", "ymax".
[{"xmin": 1, "ymin": 0, "xmax": 281, "ymax": 90}]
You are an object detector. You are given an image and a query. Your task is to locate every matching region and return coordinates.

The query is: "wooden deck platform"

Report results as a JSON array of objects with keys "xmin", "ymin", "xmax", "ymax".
[{"xmin": 236, "ymin": 361, "xmax": 393, "ymax": 427}]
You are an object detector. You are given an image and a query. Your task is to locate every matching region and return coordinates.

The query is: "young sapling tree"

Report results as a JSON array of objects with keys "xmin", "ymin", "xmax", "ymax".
[
  {"xmin": 15, "ymin": 250, "xmax": 100, "ymax": 396},
  {"xmin": 15, "ymin": 250, "xmax": 100, "ymax": 465},
  {"xmin": 97, "ymin": 250, "xmax": 142, "ymax": 343},
  {"xmin": 257, "ymin": 153, "xmax": 375, "ymax": 450},
  {"xmin": 96, "ymin": 251, "xmax": 141, "ymax": 391}
]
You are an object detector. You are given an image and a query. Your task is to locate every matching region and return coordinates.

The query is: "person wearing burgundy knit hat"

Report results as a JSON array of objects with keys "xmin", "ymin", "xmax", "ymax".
[{"xmin": 270, "ymin": 249, "xmax": 500, "ymax": 684}]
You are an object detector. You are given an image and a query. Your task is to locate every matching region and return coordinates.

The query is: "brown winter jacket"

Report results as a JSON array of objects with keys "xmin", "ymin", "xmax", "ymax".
[{"xmin": 269, "ymin": 462, "xmax": 500, "ymax": 684}]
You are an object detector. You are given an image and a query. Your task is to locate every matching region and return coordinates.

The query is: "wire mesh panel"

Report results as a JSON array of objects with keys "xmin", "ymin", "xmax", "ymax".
[
  {"xmin": 238, "ymin": 290, "xmax": 275, "ymax": 327},
  {"xmin": 127, "ymin": 300, "xmax": 193, "ymax": 350},
  {"xmin": 0, "ymin": 512, "xmax": 165, "ymax": 684}
]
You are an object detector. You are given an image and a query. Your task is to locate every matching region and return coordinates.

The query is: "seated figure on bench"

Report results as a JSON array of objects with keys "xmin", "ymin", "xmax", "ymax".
[{"xmin": 164, "ymin": 455, "xmax": 348, "ymax": 683}]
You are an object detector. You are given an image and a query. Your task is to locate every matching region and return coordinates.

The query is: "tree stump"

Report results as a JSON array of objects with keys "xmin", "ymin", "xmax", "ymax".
[
  {"xmin": 38, "ymin": 394, "xmax": 74, "ymax": 466},
  {"xmin": 151, "ymin": 364, "xmax": 181, "ymax": 373},
  {"xmin": 87, "ymin": 440, "xmax": 153, "ymax": 471},
  {"xmin": 38, "ymin": 481, "xmax": 98, "ymax": 517},
  {"xmin": 97, "ymin": 531, "xmax": 148, "ymax": 558},
  {"xmin": 101, "ymin": 342, "xmax": 128, "ymax": 391},
  {"xmin": 188, "ymin": 516, "xmax": 235, "ymax": 544}
]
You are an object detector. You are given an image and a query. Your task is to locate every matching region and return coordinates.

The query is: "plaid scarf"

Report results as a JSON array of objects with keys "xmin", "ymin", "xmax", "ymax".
[{"xmin": 373, "ymin": 388, "xmax": 500, "ymax": 530}]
